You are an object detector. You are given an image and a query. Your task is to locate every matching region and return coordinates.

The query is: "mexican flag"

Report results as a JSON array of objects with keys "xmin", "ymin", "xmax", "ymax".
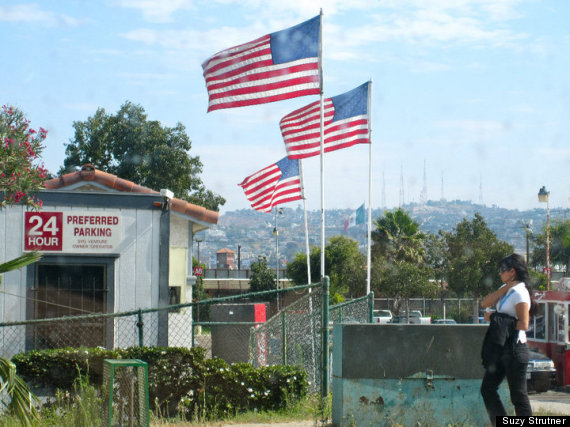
[{"xmin": 343, "ymin": 203, "xmax": 365, "ymax": 231}]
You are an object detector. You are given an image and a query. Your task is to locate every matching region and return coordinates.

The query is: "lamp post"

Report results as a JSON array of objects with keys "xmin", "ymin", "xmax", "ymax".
[
  {"xmin": 237, "ymin": 244, "xmax": 241, "ymax": 271},
  {"xmin": 538, "ymin": 186, "xmax": 550, "ymax": 291},
  {"xmin": 522, "ymin": 220, "xmax": 533, "ymax": 264},
  {"xmin": 273, "ymin": 208, "xmax": 283, "ymax": 310},
  {"xmin": 195, "ymin": 237, "xmax": 202, "ymax": 266}
]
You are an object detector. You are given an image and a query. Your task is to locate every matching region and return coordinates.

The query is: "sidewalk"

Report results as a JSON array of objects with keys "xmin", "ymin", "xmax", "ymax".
[
  {"xmin": 529, "ymin": 389, "xmax": 570, "ymax": 415},
  {"xmin": 215, "ymin": 391, "xmax": 570, "ymax": 426}
]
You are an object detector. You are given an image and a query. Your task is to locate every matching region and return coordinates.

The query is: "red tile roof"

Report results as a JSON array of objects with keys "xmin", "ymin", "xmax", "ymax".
[
  {"xmin": 216, "ymin": 248, "xmax": 235, "ymax": 254},
  {"xmin": 44, "ymin": 164, "xmax": 219, "ymax": 225}
]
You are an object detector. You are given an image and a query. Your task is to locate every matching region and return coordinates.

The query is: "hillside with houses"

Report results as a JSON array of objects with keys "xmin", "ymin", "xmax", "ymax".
[{"xmin": 196, "ymin": 200, "xmax": 568, "ymax": 271}]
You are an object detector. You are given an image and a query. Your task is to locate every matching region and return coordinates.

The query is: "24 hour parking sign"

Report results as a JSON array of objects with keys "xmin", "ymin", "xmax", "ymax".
[{"xmin": 24, "ymin": 211, "xmax": 122, "ymax": 253}]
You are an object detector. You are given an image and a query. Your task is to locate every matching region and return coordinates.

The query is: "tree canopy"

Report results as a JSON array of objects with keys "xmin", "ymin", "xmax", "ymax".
[
  {"xmin": 531, "ymin": 219, "xmax": 570, "ymax": 276},
  {"xmin": 249, "ymin": 256, "xmax": 276, "ymax": 295},
  {"xmin": 61, "ymin": 101, "xmax": 225, "ymax": 211},
  {"xmin": 286, "ymin": 235, "xmax": 366, "ymax": 303},
  {"xmin": 443, "ymin": 213, "xmax": 513, "ymax": 298}
]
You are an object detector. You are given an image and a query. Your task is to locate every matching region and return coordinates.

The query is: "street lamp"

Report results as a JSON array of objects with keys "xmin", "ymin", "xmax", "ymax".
[
  {"xmin": 538, "ymin": 186, "xmax": 550, "ymax": 291},
  {"xmin": 273, "ymin": 208, "xmax": 283, "ymax": 310}
]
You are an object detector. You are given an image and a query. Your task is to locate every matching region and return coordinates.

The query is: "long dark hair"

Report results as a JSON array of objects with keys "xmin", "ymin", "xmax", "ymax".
[{"xmin": 498, "ymin": 253, "xmax": 536, "ymax": 316}]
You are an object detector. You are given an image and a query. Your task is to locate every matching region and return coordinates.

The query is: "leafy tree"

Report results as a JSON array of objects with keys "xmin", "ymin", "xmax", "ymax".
[
  {"xmin": 375, "ymin": 260, "xmax": 435, "ymax": 315},
  {"xmin": 443, "ymin": 213, "xmax": 513, "ymax": 318},
  {"xmin": 424, "ymin": 232, "xmax": 450, "ymax": 317},
  {"xmin": 61, "ymin": 101, "xmax": 225, "ymax": 211},
  {"xmin": 286, "ymin": 236, "xmax": 366, "ymax": 302},
  {"xmin": 286, "ymin": 247, "xmax": 321, "ymax": 286},
  {"xmin": 249, "ymin": 256, "xmax": 276, "ymax": 294},
  {"xmin": 531, "ymin": 219, "xmax": 570, "ymax": 276},
  {"xmin": 0, "ymin": 105, "xmax": 48, "ymax": 209}
]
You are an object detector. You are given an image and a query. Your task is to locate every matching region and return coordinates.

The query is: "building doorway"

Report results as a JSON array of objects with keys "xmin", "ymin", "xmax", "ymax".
[{"xmin": 26, "ymin": 256, "xmax": 115, "ymax": 350}]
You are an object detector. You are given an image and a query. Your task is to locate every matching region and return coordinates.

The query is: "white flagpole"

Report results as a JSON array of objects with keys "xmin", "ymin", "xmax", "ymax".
[
  {"xmin": 299, "ymin": 159, "xmax": 312, "ymax": 285},
  {"xmin": 318, "ymin": 9, "xmax": 325, "ymax": 280},
  {"xmin": 366, "ymin": 79, "xmax": 373, "ymax": 295}
]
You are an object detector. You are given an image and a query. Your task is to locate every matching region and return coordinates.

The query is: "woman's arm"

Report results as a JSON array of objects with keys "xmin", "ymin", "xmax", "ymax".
[
  {"xmin": 515, "ymin": 302, "xmax": 530, "ymax": 331},
  {"xmin": 481, "ymin": 283, "xmax": 513, "ymax": 309}
]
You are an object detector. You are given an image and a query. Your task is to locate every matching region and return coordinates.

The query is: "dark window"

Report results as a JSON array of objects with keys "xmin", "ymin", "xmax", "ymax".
[{"xmin": 27, "ymin": 257, "xmax": 114, "ymax": 350}]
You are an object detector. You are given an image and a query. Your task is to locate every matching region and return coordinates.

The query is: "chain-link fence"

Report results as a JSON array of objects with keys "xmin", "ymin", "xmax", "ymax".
[
  {"xmin": 0, "ymin": 278, "xmax": 377, "ymax": 396},
  {"xmin": 249, "ymin": 287, "xmax": 323, "ymax": 392}
]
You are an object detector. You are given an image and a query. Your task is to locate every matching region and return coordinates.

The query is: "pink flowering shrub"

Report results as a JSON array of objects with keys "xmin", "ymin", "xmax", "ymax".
[{"xmin": 0, "ymin": 105, "xmax": 48, "ymax": 209}]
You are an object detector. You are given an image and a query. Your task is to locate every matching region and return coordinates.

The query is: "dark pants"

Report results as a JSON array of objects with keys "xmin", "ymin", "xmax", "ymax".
[{"xmin": 481, "ymin": 342, "xmax": 532, "ymax": 426}]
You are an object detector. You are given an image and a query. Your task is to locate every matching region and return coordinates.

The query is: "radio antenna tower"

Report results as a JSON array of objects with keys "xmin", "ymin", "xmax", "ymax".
[
  {"xmin": 399, "ymin": 163, "xmax": 405, "ymax": 207},
  {"xmin": 420, "ymin": 159, "xmax": 427, "ymax": 205},
  {"xmin": 440, "ymin": 171, "xmax": 445, "ymax": 202},
  {"xmin": 381, "ymin": 171, "xmax": 386, "ymax": 209},
  {"xmin": 479, "ymin": 174, "xmax": 484, "ymax": 205}
]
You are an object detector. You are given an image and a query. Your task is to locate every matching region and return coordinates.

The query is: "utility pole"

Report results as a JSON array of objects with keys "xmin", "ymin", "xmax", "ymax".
[{"xmin": 273, "ymin": 208, "xmax": 283, "ymax": 310}]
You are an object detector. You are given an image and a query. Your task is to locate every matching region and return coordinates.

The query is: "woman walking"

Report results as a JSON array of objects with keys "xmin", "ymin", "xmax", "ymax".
[{"xmin": 480, "ymin": 253, "xmax": 533, "ymax": 426}]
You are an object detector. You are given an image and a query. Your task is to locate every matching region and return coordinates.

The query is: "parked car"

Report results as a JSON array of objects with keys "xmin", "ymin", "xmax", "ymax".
[
  {"xmin": 527, "ymin": 350, "xmax": 557, "ymax": 393},
  {"xmin": 390, "ymin": 310, "xmax": 431, "ymax": 324},
  {"xmin": 373, "ymin": 310, "xmax": 393, "ymax": 324},
  {"xmin": 468, "ymin": 315, "xmax": 490, "ymax": 324},
  {"xmin": 432, "ymin": 318, "xmax": 457, "ymax": 325}
]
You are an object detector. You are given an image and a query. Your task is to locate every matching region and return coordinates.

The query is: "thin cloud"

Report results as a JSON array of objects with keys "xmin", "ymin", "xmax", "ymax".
[
  {"xmin": 0, "ymin": 3, "xmax": 83, "ymax": 27},
  {"xmin": 114, "ymin": 0, "xmax": 194, "ymax": 23}
]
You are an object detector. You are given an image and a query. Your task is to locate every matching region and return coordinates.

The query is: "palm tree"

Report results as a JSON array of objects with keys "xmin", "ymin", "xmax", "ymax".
[
  {"xmin": 372, "ymin": 208, "xmax": 426, "ymax": 263},
  {"xmin": 0, "ymin": 252, "xmax": 41, "ymax": 426},
  {"xmin": 371, "ymin": 209, "xmax": 434, "ymax": 317}
]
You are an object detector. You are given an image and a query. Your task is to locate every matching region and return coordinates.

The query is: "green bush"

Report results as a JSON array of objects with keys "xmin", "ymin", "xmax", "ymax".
[{"xmin": 11, "ymin": 346, "xmax": 308, "ymax": 420}]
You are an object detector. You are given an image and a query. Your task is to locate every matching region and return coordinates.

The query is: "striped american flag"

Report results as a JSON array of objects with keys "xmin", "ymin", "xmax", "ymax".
[
  {"xmin": 280, "ymin": 82, "xmax": 370, "ymax": 159},
  {"xmin": 239, "ymin": 157, "xmax": 302, "ymax": 213},
  {"xmin": 202, "ymin": 15, "xmax": 321, "ymax": 112}
]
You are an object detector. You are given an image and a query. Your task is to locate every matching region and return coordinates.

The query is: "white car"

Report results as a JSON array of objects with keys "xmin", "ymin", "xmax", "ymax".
[
  {"xmin": 373, "ymin": 309, "xmax": 393, "ymax": 324},
  {"xmin": 432, "ymin": 318, "xmax": 457, "ymax": 325}
]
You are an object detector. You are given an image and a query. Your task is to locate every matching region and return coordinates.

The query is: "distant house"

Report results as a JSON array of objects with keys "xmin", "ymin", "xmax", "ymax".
[
  {"xmin": 216, "ymin": 248, "xmax": 235, "ymax": 269},
  {"xmin": 0, "ymin": 164, "xmax": 218, "ymax": 356}
]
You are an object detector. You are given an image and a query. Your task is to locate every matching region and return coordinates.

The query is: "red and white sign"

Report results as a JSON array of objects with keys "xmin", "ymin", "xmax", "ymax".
[
  {"xmin": 24, "ymin": 211, "xmax": 122, "ymax": 253},
  {"xmin": 24, "ymin": 212, "xmax": 63, "ymax": 251},
  {"xmin": 193, "ymin": 266, "xmax": 204, "ymax": 276}
]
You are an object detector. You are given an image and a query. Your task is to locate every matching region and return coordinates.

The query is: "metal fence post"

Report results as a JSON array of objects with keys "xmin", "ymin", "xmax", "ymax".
[
  {"xmin": 136, "ymin": 309, "xmax": 144, "ymax": 347},
  {"xmin": 321, "ymin": 276, "xmax": 330, "ymax": 398},
  {"xmin": 368, "ymin": 291, "xmax": 374, "ymax": 323},
  {"xmin": 281, "ymin": 310, "xmax": 287, "ymax": 365},
  {"xmin": 191, "ymin": 303, "xmax": 195, "ymax": 348}
]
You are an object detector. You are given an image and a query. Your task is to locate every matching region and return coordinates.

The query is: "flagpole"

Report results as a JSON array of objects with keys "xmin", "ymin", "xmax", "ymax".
[
  {"xmin": 299, "ymin": 159, "xmax": 312, "ymax": 285},
  {"xmin": 318, "ymin": 9, "xmax": 325, "ymax": 280},
  {"xmin": 366, "ymin": 79, "xmax": 373, "ymax": 296}
]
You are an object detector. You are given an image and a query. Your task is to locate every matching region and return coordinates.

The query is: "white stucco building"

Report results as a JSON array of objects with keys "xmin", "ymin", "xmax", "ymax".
[{"xmin": 0, "ymin": 164, "xmax": 218, "ymax": 356}]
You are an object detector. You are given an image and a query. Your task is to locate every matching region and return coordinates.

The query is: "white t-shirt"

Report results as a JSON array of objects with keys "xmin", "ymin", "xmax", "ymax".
[{"xmin": 496, "ymin": 282, "xmax": 531, "ymax": 343}]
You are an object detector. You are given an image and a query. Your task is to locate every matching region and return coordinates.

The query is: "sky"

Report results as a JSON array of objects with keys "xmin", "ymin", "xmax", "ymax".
[{"xmin": 1, "ymin": 0, "xmax": 569, "ymax": 215}]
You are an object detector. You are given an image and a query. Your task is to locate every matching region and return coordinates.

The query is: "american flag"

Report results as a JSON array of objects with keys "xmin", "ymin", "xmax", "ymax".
[
  {"xmin": 202, "ymin": 15, "xmax": 321, "ymax": 112},
  {"xmin": 280, "ymin": 82, "xmax": 370, "ymax": 159},
  {"xmin": 239, "ymin": 157, "xmax": 302, "ymax": 212}
]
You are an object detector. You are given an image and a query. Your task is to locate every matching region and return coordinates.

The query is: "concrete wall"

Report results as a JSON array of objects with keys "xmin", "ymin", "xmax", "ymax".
[{"xmin": 332, "ymin": 324, "xmax": 513, "ymax": 427}]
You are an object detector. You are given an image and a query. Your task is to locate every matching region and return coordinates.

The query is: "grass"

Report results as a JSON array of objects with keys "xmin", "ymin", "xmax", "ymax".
[{"xmin": 150, "ymin": 393, "xmax": 331, "ymax": 426}]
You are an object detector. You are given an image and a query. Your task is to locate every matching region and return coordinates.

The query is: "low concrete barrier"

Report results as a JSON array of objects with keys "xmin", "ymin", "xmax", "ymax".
[{"xmin": 332, "ymin": 324, "xmax": 512, "ymax": 426}]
